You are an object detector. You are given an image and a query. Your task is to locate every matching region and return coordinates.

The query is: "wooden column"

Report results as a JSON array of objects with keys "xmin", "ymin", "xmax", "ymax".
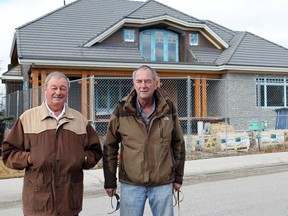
[
  {"xmin": 81, "ymin": 71, "xmax": 88, "ymax": 118},
  {"xmin": 194, "ymin": 75, "xmax": 207, "ymax": 117},
  {"xmin": 194, "ymin": 78, "xmax": 201, "ymax": 117},
  {"xmin": 89, "ymin": 75, "xmax": 95, "ymax": 121},
  {"xmin": 202, "ymin": 79, "xmax": 207, "ymax": 117},
  {"xmin": 40, "ymin": 70, "xmax": 47, "ymax": 103},
  {"xmin": 31, "ymin": 69, "xmax": 39, "ymax": 107}
]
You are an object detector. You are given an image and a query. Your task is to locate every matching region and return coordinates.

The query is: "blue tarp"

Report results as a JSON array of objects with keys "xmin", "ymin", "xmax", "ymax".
[{"xmin": 275, "ymin": 108, "xmax": 288, "ymax": 129}]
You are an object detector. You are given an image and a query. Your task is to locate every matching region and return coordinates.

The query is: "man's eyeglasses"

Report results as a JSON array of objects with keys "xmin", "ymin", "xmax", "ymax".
[{"xmin": 108, "ymin": 193, "xmax": 120, "ymax": 214}]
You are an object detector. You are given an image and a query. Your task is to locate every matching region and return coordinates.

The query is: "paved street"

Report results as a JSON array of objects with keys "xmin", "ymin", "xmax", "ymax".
[{"xmin": 1, "ymin": 152, "xmax": 288, "ymax": 215}]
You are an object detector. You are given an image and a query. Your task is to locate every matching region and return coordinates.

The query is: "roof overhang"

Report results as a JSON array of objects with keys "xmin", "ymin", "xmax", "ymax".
[
  {"xmin": 0, "ymin": 75, "xmax": 23, "ymax": 81},
  {"xmin": 84, "ymin": 15, "xmax": 229, "ymax": 49},
  {"xmin": 18, "ymin": 58, "xmax": 288, "ymax": 74}
]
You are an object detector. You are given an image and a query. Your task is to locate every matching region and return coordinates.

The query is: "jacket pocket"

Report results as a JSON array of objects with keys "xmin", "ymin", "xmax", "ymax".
[
  {"xmin": 152, "ymin": 137, "xmax": 174, "ymax": 182},
  {"xmin": 23, "ymin": 172, "xmax": 53, "ymax": 211},
  {"xmin": 69, "ymin": 181, "xmax": 83, "ymax": 209}
]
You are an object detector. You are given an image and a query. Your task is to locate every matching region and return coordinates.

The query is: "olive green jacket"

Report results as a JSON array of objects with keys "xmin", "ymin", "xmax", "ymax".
[{"xmin": 103, "ymin": 88, "xmax": 185, "ymax": 188}]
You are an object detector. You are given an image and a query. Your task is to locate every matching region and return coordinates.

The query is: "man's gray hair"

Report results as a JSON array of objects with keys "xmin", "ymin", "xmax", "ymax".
[
  {"xmin": 132, "ymin": 65, "xmax": 158, "ymax": 81},
  {"xmin": 44, "ymin": 71, "xmax": 70, "ymax": 89}
]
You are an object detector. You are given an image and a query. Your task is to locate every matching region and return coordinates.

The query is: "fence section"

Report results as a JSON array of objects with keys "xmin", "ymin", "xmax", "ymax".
[{"xmin": 2, "ymin": 77, "xmax": 288, "ymax": 158}]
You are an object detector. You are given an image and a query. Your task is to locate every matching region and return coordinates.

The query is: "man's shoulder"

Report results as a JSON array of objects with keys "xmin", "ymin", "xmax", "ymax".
[
  {"xmin": 20, "ymin": 105, "xmax": 43, "ymax": 117},
  {"xmin": 66, "ymin": 107, "xmax": 89, "ymax": 123}
]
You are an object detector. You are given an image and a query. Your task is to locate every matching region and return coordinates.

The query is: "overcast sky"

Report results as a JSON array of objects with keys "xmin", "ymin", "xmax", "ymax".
[{"xmin": 1, "ymin": 0, "xmax": 288, "ymax": 79}]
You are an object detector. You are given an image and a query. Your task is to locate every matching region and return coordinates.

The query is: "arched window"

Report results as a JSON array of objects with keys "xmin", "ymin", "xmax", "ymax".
[{"xmin": 140, "ymin": 29, "xmax": 178, "ymax": 62}]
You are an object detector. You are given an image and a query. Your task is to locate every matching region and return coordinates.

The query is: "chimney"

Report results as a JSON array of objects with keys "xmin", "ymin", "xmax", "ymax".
[{"xmin": 7, "ymin": 64, "xmax": 13, "ymax": 71}]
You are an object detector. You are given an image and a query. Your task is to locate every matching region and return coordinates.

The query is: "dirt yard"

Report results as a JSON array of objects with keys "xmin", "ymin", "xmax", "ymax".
[{"xmin": 0, "ymin": 160, "xmax": 24, "ymax": 179}]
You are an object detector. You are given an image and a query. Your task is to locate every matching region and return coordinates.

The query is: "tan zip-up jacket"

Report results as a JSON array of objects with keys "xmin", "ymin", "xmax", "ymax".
[
  {"xmin": 103, "ymin": 88, "xmax": 185, "ymax": 188},
  {"xmin": 2, "ymin": 103, "xmax": 103, "ymax": 216}
]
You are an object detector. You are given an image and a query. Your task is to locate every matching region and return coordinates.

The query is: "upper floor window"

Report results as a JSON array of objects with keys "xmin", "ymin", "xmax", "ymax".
[
  {"xmin": 140, "ymin": 29, "xmax": 179, "ymax": 62},
  {"xmin": 123, "ymin": 29, "xmax": 135, "ymax": 42},
  {"xmin": 256, "ymin": 78, "xmax": 288, "ymax": 107},
  {"xmin": 189, "ymin": 33, "xmax": 199, "ymax": 46}
]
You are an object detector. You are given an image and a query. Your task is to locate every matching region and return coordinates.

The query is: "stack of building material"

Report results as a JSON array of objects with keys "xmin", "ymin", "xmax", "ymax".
[
  {"xmin": 208, "ymin": 123, "xmax": 234, "ymax": 135},
  {"xmin": 219, "ymin": 132, "xmax": 250, "ymax": 150},
  {"xmin": 191, "ymin": 123, "xmax": 250, "ymax": 151},
  {"xmin": 193, "ymin": 135, "xmax": 221, "ymax": 151},
  {"xmin": 253, "ymin": 130, "xmax": 285, "ymax": 148}
]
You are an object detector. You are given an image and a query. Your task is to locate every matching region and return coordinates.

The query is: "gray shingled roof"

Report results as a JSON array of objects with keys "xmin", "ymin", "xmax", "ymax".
[
  {"xmin": 226, "ymin": 32, "xmax": 288, "ymax": 67},
  {"xmin": 16, "ymin": 0, "xmax": 143, "ymax": 62},
  {"xmin": 14, "ymin": 0, "xmax": 288, "ymax": 69},
  {"xmin": 1, "ymin": 65, "xmax": 28, "ymax": 81}
]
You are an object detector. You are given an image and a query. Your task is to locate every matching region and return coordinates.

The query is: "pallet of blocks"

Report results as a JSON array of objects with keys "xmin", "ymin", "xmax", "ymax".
[
  {"xmin": 252, "ymin": 130, "xmax": 285, "ymax": 148},
  {"xmin": 282, "ymin": 130, "xmax": 288, "ymax": 142},
  {"xmin": 207, "ymin": 123, "xmax": 234, "ymax": 135},
  {"xmin": 183, "ymin": 135, "xmax": 196, "ymax": 152},
  {"xmin": 219, "ymin": 132, "xmax": 250, "ymax": 151},
  {"xmin": 192, "ymin": 135, "xmax": 221, "ymax": 151}
]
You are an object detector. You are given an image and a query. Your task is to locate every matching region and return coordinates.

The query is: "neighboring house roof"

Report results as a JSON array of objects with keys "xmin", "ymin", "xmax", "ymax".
[
  {"xmin": 11, "ymin": 0, "xmax": 288, "ymax": 72},
  {"xmin": 1, "ymin": 65, "xmax": 24, "ymax": 82}
]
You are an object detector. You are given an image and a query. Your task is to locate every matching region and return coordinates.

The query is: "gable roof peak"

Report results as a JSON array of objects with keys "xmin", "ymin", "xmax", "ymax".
[
  {"xmin": 151, "ymin": 0, "xmax": 202, "ymax": 23},
  {"xmin": 127, "ymin": 0, "xmax": 202, "ymax": 23}
]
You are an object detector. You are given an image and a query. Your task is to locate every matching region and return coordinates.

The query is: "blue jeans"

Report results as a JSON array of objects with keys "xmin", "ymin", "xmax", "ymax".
[{"xmin": 120, "ymin": 183, "xmax": 174, "ymax": 216}]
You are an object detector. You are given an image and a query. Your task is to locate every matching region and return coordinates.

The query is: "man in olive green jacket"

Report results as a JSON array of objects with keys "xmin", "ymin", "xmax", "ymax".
[{"xmin": 103, "ymin": 65, "xmax": 185, "ymax": 216}]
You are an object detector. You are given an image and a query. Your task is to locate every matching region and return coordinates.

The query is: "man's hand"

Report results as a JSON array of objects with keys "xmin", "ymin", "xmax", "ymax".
[
  {"xmin": 27, "ymin": 155, "xmax": 32, "ymax": 165},
  {"xmin": 173, "ymin": 183, "xmax": 182, "ymax": 191},
  {"xmin": 105, "ymin": 188, "xmax": 117, "ymax": 197}
]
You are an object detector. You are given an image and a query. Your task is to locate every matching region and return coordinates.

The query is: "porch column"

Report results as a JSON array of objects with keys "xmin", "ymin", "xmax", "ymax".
[
  {"xmin": 31, "ymin": 69, "xmax": 40, "ymax": 107},
  {"xmin": 194, "ymin": 76, "xmax": 207, "ymax": 117},
  {"xmin": 40, "ymin": 70, "xmax": 47, "ymax": 103},
  {"xmin": 81, "ymin": 71, "xmax": 88, "ymax": 119},
  {"xmin": 194, "ymin": 78, "xmax": 201, "ymax": 117}
]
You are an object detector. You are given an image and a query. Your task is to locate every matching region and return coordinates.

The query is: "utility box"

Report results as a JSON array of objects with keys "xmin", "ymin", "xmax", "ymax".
[{"xmin": 247, "ymin": 121, "xmax": 267, "ymax": 131}]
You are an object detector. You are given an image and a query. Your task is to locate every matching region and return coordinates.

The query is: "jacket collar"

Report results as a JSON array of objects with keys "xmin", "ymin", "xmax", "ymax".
[
  {"xmin": 123, "ymin": 88, "xmax": 169, "ymax": 115},
  {"xmin": 39, "ymin": 102, "xmax": 75, "ymax": 121}
]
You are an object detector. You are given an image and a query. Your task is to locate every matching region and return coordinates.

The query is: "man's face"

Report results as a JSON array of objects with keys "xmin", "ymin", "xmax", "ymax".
[
  {"xmin": 133, "ymin": 68, "xmax": 157, "ymax": 101},
  {"xmin": 45, "ymin": 77, "xmax": 69, "ymax": 108}
]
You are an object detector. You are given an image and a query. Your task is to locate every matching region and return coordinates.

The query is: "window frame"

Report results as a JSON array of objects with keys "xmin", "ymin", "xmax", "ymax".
[
  {"xmin": 123, "ymin": 29, "xmax": 135, "ymax": 42},
  {"xmin": 189, "ymin": 33, "xmax": 199, "ymax": 46},
  {"xmin": 139, "ymin": 29, "xmax": 179, "ymax": 62},
  {"xmin": 256, "ymin": 78, "xmax": 287, "ymax": 108}
]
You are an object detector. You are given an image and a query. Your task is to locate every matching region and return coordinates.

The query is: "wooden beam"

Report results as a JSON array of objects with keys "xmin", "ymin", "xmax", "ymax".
[
  {"xmin": 201, "ymin": 79, "xmax": 207, "ymax": 117},
  {"xmin": 194, "ymin": 76, "xmax": 201, "ymax": 117},
  {"xmin": 31, "ymin": 69, "xmax": 39, "ymax": 107},
  {"xmin": 89, "ymin": 76, "xmax": 94, "ymax": 121},
  {"xmin": 81, "ymin": 71, "xmax": 88, "ymax": 118},
  {"xmin": 40, "ymin": 70, "xmax": 47, "ymax": 103}
]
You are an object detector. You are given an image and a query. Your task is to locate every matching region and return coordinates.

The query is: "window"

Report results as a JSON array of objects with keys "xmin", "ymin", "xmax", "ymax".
[
  {"xmin": 95, "ymin": 79, "xmax": 132, "ymax": 115},
  {"xmin": 140, "ymin": 29, "xmax": 178, "ymax": 62},
  {"xmin": 123, "ymin": 29, "xmax": 135, "ymax": 42},
  {"xmin": 256, "ymin": 78, "xmax": 287, "ymax": 107},
  {"xmin": 189, "ymin": 33, "xmax": 199, "ymax": 46}
]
